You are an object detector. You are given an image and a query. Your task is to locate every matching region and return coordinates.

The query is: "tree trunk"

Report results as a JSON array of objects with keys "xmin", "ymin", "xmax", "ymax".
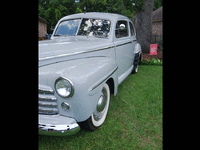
[{"xmin": 132, "ymin": 0, "xmax": 154, "ymax": 54}]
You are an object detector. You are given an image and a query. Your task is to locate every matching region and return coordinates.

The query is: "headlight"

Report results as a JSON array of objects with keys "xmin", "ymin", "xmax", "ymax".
[{"xmin": 55, "ymin": 77, "xmax": 74, "ymax": 98}]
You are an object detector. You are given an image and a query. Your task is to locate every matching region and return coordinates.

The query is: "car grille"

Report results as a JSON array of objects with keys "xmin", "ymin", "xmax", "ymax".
[{"xmin": 38, "ymin": 84, "xmax": 59, "ymax": 115}]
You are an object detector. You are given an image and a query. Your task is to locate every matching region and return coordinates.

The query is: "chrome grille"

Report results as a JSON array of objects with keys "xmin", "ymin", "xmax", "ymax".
[{"xmin": 38, "ymin": 84, "xmax": 59, "ymax": 115}]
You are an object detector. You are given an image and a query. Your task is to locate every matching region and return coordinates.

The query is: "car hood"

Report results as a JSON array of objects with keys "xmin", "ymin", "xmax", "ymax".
[{"xmin": 39, "ymin": 36, "xmax": 113, "ymax": 67}]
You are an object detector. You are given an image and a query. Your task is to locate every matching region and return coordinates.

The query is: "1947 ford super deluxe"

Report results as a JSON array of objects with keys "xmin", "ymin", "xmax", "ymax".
[{"xmin": 39, "ymin": 12, "xmax": 142, "ymax": 136}]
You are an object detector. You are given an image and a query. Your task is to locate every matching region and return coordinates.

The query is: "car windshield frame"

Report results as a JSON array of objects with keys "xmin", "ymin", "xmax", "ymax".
[{"xmin": 54, "ymin": 18, "xmax": 111, "ymax": 39}]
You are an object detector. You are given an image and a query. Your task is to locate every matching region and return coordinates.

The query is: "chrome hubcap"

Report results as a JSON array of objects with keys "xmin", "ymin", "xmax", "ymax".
[
  {"xmin": 93, "ymin": 87, "xmax": 108, "ymax": 121},
  {"xmin": 135, "ymin": 65, "xmax": 138, "ymax": 72}
]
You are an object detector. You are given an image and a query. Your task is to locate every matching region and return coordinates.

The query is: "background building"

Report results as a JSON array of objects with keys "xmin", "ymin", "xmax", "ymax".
[
  {"xmin": 38, "ymin": 16, "xmax": 47, "ymax": 38},
  {"xmin": 152, "ymin": 6, "xmax": 162, "ymax": 47}
]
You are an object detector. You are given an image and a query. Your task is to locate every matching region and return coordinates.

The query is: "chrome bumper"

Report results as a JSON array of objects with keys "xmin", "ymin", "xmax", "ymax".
[{"xmin": 38, "ymin": 114, "xmax": 80, "ymax": 136}]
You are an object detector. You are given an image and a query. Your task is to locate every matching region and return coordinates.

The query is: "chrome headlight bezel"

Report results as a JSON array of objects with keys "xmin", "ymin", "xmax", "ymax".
[{"xmin": 54, "ymin": 77, "xmax": 74, "ymax": 98}]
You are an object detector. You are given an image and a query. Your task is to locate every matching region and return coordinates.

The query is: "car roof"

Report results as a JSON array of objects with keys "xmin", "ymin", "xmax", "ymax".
[{"xmin": 59, "ymin": 12, "xmax": 130, "ymax": 22}]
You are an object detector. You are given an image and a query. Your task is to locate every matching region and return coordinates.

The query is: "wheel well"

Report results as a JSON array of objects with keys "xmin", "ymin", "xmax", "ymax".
[
  {"xmin": 106, "ymin": 78, "xmax": 114, "ymax": 94},
  {"xmin": 139, "ymin": 53, "xmax": 142, "ymax": 61}
]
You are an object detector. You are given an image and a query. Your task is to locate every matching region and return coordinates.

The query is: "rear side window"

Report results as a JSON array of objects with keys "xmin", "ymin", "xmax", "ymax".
[
  {"xmin": 129, "ymin": 22, "xmax": 135, "ymax": 36},
  {"xmin": 115, "ymin": 21, "xmax": 128, "ymax": 38}
]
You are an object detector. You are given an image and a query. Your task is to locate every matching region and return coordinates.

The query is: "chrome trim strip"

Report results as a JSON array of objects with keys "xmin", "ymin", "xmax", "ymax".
[
  {"xmin": 38, "ymin": 101, "xmax": 58, "ymax": 107},
  {"xmin": 39, "ymin": 45, "xmax": 115, "ymax": 61},
  {"xmin": 39, "ymin": 84, "xmax": 54, "ymax": 94},
  {"xmin": 38, "ymin": 94, "xmax": 57, "ymax": 101},
  {"xmin": 116, "ymin": 41, "xmax": 132, "ymax": 47},
  {"xmin": 115, "ymin": 40, "xmax": 137, "ymax": 47},
  {"xmin": 40, "ymin": 40, "xmax": 138, "ymax": 61},
  {"xmin": 89, "ymin": 66, "xmax": 118, "ymax": 91},
  {"xmin": 39, "ymin": 40, "xmax": 137, "ymax": 61},
  {"xmin": 38, "ymin": 89, "xmax": 54, "ymax": 94},
  {"xmin": 38, "ymin": 107, "xmax": 59, "ymax": 115}
]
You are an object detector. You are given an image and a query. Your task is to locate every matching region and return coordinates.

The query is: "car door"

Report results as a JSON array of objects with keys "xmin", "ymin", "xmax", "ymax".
[{"xmin": 114, "ymin": 20, "xmax": 136, "ymax": 84}]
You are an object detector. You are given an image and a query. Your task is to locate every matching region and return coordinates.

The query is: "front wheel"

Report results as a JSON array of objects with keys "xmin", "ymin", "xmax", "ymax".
[
  {"xmin": 80, "ymin": 83, "xmax": 110, "ymax": 131},
  {"xmin": 132, "ymin": 53, "xmax": 140, "ymax": 74}
]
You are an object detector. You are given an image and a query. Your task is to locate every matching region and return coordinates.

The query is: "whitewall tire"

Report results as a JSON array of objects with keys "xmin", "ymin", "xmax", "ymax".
[{"xmin": 79, "ymin": 83, "xmax": 110, "ymax": 131}]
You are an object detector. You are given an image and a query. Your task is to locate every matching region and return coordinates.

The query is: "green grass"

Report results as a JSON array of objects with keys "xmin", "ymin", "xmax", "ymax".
[{"xmin": 39, "ymin": 65, "xmax": 163, "ymax": 150}]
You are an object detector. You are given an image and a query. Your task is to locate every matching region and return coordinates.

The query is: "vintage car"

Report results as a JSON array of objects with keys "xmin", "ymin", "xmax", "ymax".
[{"xmin": 39, "ymin": 12, "xmax": 142, "ymax": 136}]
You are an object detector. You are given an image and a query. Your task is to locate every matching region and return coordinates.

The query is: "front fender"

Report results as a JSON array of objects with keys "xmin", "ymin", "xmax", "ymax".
[{"xmin": 39, "ymin": 57, "xmax": 118, "ymax": 122}]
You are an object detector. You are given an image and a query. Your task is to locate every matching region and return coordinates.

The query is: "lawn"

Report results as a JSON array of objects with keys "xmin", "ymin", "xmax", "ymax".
[{"xmin": 38, "ymin": 65, "xmax": 163, "ymax": 150}]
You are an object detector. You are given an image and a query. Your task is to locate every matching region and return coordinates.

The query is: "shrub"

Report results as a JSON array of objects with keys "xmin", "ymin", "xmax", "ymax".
[{"xmin": 140, "ymin": 58, "xmax": 162, "ymax": 66}]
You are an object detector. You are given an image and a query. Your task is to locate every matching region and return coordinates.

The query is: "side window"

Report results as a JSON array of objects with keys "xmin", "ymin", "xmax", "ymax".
[
  {"xmin": 115, "ymin": 20, "xmax": 128, "ymax": 38},
  {"xmin": 129, "ymin": 22, "xmax": 135, "ymax": 36}
]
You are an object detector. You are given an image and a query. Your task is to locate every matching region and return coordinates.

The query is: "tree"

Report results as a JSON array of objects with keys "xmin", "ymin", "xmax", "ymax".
[
  {"xmin": 153, "ymin": 0, "xmax": 162, "ymax": 10},
  {"xmin": 39, "ymin": 0, "xmax": 77, "ymax": 33},
  {"xmin": 38, "ymin": 0, "xmax": 156, "ymax": 39},
  {"xmin": 132, "ymin": 0, "xmax": 154, "ymax": 53},
  {"xmin": 75, "ymin": 0, "xmax": 136, "ymax": 19}
]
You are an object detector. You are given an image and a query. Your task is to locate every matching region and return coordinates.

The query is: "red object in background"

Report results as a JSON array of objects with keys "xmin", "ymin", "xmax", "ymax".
[{"xmin": 150, "ymin": 44, "xmax": 157, "ymax": 55}]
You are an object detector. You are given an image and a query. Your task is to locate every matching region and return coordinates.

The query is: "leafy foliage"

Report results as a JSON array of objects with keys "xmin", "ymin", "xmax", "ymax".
[
  {"xmin": 39, "ymin": 0, "xmax": 139, "ymax": 33},
  {"xmin": 39, "ymin": 0, "xmax": 162, "ymax": 34},
  {"xmin": 153, "ymin": 0, "xmax": 163, "ymax": 10},
  {"xmin": 140, "ymin": 58, "xmax": 162, "ymax": 66},
  {"xmin": 39, "ymin": 0, "xmax": 77, "ymax": 33}
]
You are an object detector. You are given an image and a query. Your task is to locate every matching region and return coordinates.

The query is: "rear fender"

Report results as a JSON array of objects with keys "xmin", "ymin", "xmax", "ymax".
[
  {"xmin": 134, "ymin": 43, "xmax": 141, "ymax": 54},
  {"xmin": 134, "ymin": 43, "xmax": 142, "ymax": 62}
]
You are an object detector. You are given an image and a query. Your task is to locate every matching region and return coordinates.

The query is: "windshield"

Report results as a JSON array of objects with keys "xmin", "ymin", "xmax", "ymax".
[
  {"xmin": 54, "ymin": 19, "xmax": 81, "ymax": 36},
  {"xmin": 54, "ymin": 18, "xmax": 111, "ymax": 38}
]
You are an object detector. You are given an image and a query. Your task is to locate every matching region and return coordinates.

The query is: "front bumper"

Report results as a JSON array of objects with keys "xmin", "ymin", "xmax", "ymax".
[{"xmin": 38, "ymin": 114, "xmax": 80, "ymax": 136}]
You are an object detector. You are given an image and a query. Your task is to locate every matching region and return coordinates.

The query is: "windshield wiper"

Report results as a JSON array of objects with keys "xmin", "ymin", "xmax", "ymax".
[{"xmin": 54, "ymin": 34, "xmax": 62, "ymax": 36}]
